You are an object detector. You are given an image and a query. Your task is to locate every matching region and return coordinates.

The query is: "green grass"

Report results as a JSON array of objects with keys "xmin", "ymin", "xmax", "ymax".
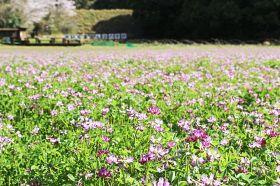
[{"xmin": 75, "ymin": 9, "xmax": 140, "ymax": 36}]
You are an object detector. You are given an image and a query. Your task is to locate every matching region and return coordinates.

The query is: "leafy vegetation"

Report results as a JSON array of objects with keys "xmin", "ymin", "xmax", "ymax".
[
  {"xmin": 132, "ymin": 0, "xmax": 280, "ymax": 39},
  {"xmin": 75, "ymin": 9, "xmax": 135, "ymax": 34},
  {"xmin": 0, "ymin": 46, "xmax": 279, "ymax": 185},
  {"xmin": 3, "ymin": 0, "xmax": 280, "ymax": 40},
  {"xmin": 75, "ymin": 0, "xmax": 280, "ymax": 39}
]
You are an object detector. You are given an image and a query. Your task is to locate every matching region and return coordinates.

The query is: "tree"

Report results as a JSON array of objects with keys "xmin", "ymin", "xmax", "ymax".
[
  {"xmin": 0, "ymin": 0, "xmax": 20, "ymax": 27},
  {"xmin": 8, "ymin": 0, "xmax": 76, "ymax": 33},
  {"xmin": 132, "ymin": 0, "xmax": 280, "ymax": 39},
  {"xmin": 44, "ymin": 0, "xmax": 77, "ymax": 34},
  {"xmin": 10, "ymin": 0, "xmax": 50, "ymax": 29},
  {"xmin": 133, "ymin": 0, "xmax": 183, "ymax": 38}
]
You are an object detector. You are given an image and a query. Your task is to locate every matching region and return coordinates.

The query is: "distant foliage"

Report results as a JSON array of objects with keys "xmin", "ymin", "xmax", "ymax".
[
  {"xmin": 0, "ymin": 0, "xmax": 76, "ymax": 33},
  {"xmin": 2, "ymin": 0, "xmax": 280, "ymax": 39},
  {"xmin": 74, "ymin": 9, "xmax": 140, "ymax": 36},
  {"xmin": 41, "ymin": 0, "xmax": 77, "ymax": 34},
  {"xmin": 0, "ymin": 0, "xmax": 20, "ymax": 27},
  {"xmin": 133, "ymin": 0, "xmax": 183, "ymax": 38},
  {"xmin": 177, "ymin": 0, "xmax": 280, "ymax": 39},
  {"xmin": 133, "ymin": 0, "xmax": 280, "ymax": 39},
  {"xmin": 73, "ymin": 0, "xmax": 280, "ymax": 39}
]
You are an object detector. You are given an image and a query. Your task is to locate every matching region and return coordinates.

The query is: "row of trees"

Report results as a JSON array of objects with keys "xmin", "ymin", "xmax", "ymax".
[
  {"xmin": 1, "ymin": 0, "xmax": 280, "ymax": 39},
  {"xmin": 74, "ymin": 0, "xmax": 280, "ymax": 39},
  {"xmin": 132, "ymin": 0, "xmax": 280, "ymax": 39},
  {"xmin": 0, "ymin": 0, "xmax": 76, "ymax": 33}
]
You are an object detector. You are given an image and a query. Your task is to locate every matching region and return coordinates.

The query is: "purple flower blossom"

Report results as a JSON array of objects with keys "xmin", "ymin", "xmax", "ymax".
[
  {"xmin": 102, "ymin": 135, "xmax": 110, "ymax": 143},
  {"xmin": 150, "ymin": 145, "xmax": 169, "ymax": 157},
  {"xmin": 7, "ymin": 114, "xmax": 14, "ymax": 121},
  {"xmin": 97, "ymin": 150, "xmax": 109, "ymax": 157},
  {"xmin": 124, "ymin": 157, "xmax": 134, "ymax": 164},
  {"xmin": 276, "ymin": 165, "xmax": 280, "ymax": 173},
  {"xmin": 6, "ymin": 125, "xmax": 14, "ymax": 132},
  {"xmin": 51, "ymin": 110, "xmax": 58, "ymax": 116},
  {"xmin": 220, "ymin": 139, "xmax": 229, "ymax": 146},
  {"xmin": 136, "ymin": 113, "xmax": 147, "ymax": 120},
  {"xmin": 186, "ymin": 129, "xmax": 211, "ymax": 148},
  {"xmin": 153, "ymin": 177, "xmax": 170, "ymax": 186},
  {"xmin": 81, "ymin": 121, "xmax": 104, "ymax": 131},
  {"xmin": 67, "ymin": 104, "xmax": 75, "ymax": 111},
  {"xmin": 140, "ymin": 176, "xmax": 149, "ymax": 185},
  {"xmin": 139, "ymin": 144, "xmax": 169, "ymax": 164},
  {"xmin": 106, "ymin": 155, "xmax": 119, "ymax": 165},
  {"xmin": 219, "ymin": 123, "xmax": 229, "ymax": 132},
  {"xmin": 127, "ymin": 108, "xmax": 136, "ymax": 118},
  {"xmin": 154, "ymin": 125, "xmax": 164, "ymax": 132},
  {"xmin": 207, "ymin": 149, "xmax": 221, "ymax": 162},
  {"xmin": 139, "ymin": 152, "xmax": 156, "ymax": 164},
  {"xmin": 139, "ymin": 154, "xmax": 150, "ymax": 164},
  {"xmin": 0, "ymin": 78, "xmax": 6, "ymax": 87},
  {"xmin": 207, "ymin": 116, "xmax": 216, "ymax": 123},
  {"xmin": 102, "ymin": 107, "xmax": 110, "ymax": 116},
  {"xmin": 178, "ymin": 119, "xmax": 190, "ymax": 131},
  {"xmin": 97, "ymin": 167, "xmax": 112, "ymax": 179},
  {"xmin": 5, "ymin": 65, "xmax": 12, "ymax": 72},
  {"xmin": 270, "ymin": 109, "xmax": 279, "ymax": 116},
  {"xmin": 136, "ymin": 125, "xmax": 145, "ymax": 131},
  {"xmin": 80, "ymin": 109, "xmax": 90, "ymax": 116},
  {"xmin": 200, "ymin": 174, "xmax": 221, "ymax": 186},
  {"xmin": 0, "ymin": 136, "xmax": 13, "ymax": 151},
  {"xmin": 167, "ymin": 141, "xmax": 176, "ymax": 148},
  {"xmin": 148, "ymin": 106, "xmax": 161, "ymax": 115},
  {"xmin": 235, "ymin": 157, "xmax": 250, "ymax": 173},
  {"xmin": 236, "ymin": 166, "xmax": 248, "ymax": 173},
  {"xmin": 267, "ymin": 130, "xmax": 278, "ymax": 138},
  {"xmin": 106, "ymin": 127, "xmax": 113, "ymax": 133},
  {"xmin": 240, "ymin": 157, "xmax": 250, "ymax": 166},
  {"xmin": 82, "ymin": 86, "xmax": 89, "ymax": 91},
  {"xmin": 249, "ymin": 136, "xmax": 266, "ymax": 148},
  {"xmin": 28, "ymin": 94, "xmax": 41, "ymax": 101},
  {"xmin": 191, "ymin": 154, "xmax": 205, "ymax": 166},
  {"xmin": 46, "ymin": 136, "xmax": 60, "ymax": 144},
  {"xmin": 202, "ymin": 136, "xmax": 212, "ymax": 149},
  {"xmin": 186, "ymin": 129, "xmax": 208, "ymax": 142},
  {"xmin": 152, "ymin": 119, "xmax": 164, "ymax": 132},
  {"xmin": 187, "ymin": 176, "xmax": 193, "ymax": 184},
  {"xmin": 79, "ymin": 134, "xmax": 90, "ymax": 141}
]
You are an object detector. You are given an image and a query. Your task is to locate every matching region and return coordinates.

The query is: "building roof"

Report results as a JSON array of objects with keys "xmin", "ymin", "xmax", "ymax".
[{"xmin": 0, "ymin": 27, "xmax": 27, "ymax": 31}]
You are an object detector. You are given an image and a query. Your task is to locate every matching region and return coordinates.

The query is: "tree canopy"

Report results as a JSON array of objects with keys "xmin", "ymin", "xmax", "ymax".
[
  {"xmin": 74, "ymin": 0, "xmax": 280, "ymax": 39},
  {"xmin": 2, "ymin": 0, "xmax": 280, "ymax": 39},
  {"xmin": 0, "ymin": 0, "xmax": 76, "ymax": 33},
  {"xmin": 132, "ymin": 0, "xmax": 280, "ymax": 39}
]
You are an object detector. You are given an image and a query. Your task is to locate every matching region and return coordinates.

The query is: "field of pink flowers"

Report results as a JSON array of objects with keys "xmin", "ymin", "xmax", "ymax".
[{"xmin": 0, "ymin": 46, "xmax": 279, "ymax": 185}]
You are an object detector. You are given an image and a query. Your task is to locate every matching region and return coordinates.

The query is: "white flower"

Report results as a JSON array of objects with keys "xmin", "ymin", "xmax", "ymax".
[{"xmin": 276, "ymin": 165, "xmax": 280, "ymax": 173}]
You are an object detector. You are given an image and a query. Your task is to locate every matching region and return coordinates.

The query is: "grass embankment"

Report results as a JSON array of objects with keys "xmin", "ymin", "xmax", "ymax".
[{"xmin": 75, "ymin": 9, "xmax": 141, "ymax": 37}]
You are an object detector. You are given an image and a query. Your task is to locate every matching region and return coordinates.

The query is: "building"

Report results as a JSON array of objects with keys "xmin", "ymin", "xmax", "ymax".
[{"xmin": 0, "ymin": 27, "xmax": 27, "ymax": 43}]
